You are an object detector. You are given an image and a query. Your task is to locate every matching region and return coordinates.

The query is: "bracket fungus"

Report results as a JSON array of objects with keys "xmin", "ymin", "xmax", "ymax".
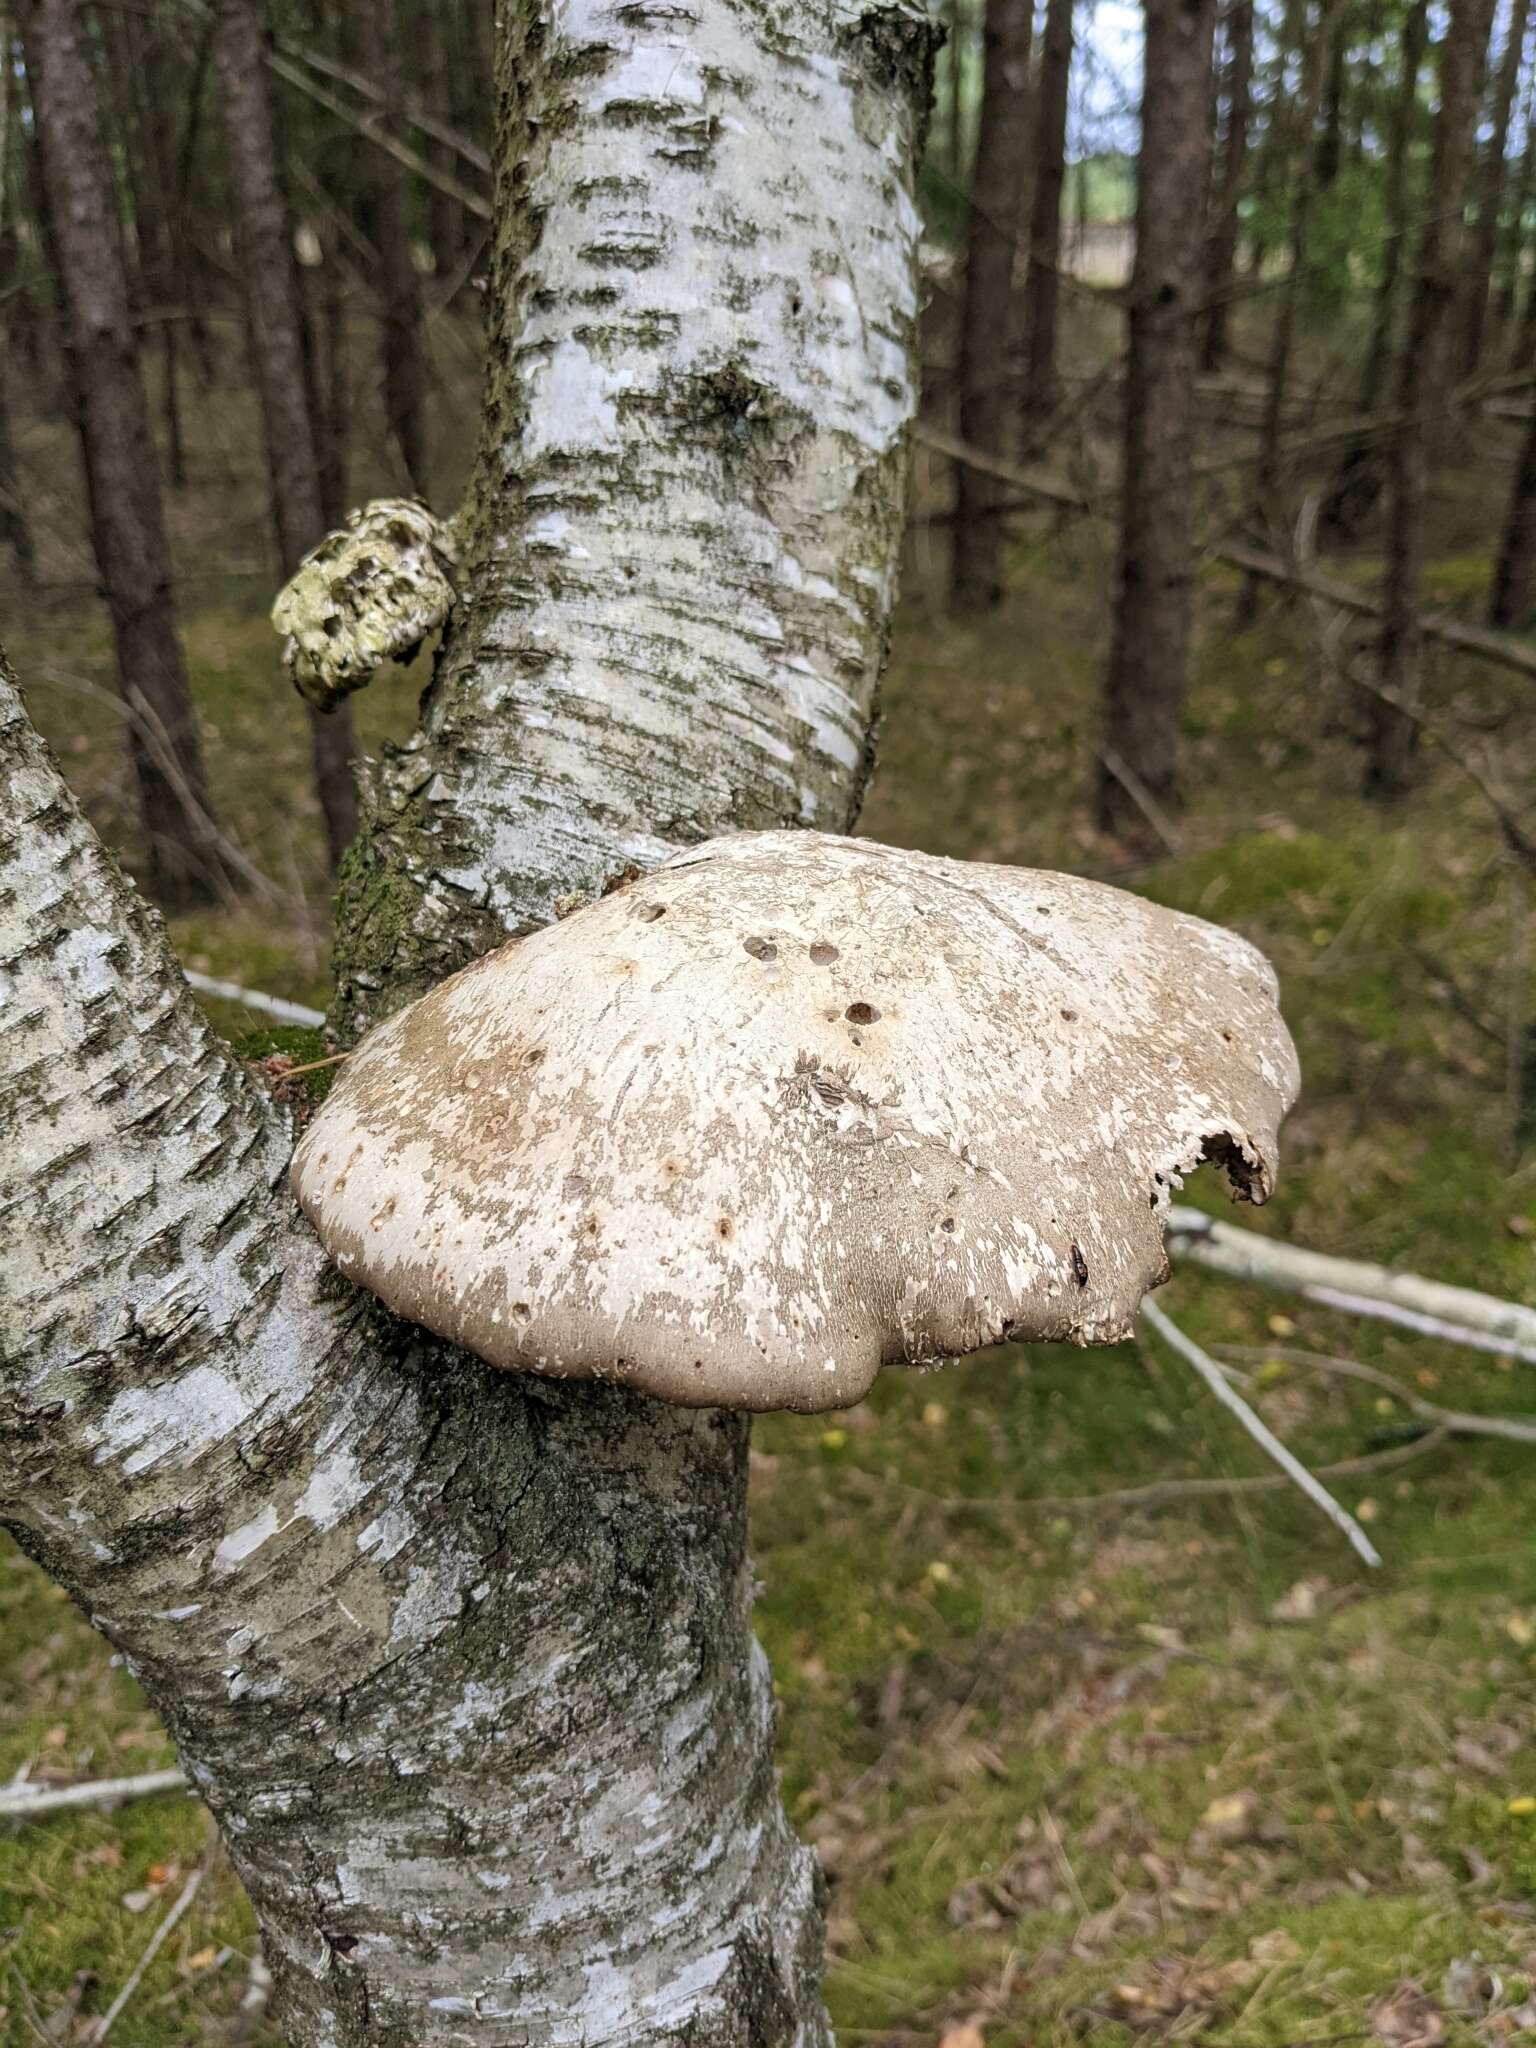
[
  {"xmin": 271, "ymin": 497, "xmax": 459, "ymax": 711},
  {"xmin": 291, "ymin": 831, "xmax": 1299, "ymax": 1413}
]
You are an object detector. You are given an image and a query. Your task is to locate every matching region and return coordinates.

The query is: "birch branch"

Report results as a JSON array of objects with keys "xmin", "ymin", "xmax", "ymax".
[
  {"xmin": 0, "ymin": 1767, "xmax": 189, "ymax": 1824},
  {"xmin": 181, "ymin": 971, "xmax": 325, "ymax": 1028},
  {"xmin": 1167, "ymin": 1204, "xmax": 1536, "ymax": 1364}
]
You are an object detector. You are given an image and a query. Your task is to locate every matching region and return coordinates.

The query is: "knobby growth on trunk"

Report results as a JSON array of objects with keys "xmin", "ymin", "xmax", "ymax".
[
  {"xmin": 17, "ymin": 0, "xmax": 224, "ymax": 908},
  {"xmin": 950, "ymin": 0, "xmax": 1033, "ymax": 612},
  {"xmin": 214, "ymin": 0, "xmax": 359, "ymax": 869},
  {"xmin": 0, "ymin": 0, "xmax": 933, "ymax": 2040},
  {"xmin": 1097, "ymin": 0, "xmax": 1218, "ymax": 836}
]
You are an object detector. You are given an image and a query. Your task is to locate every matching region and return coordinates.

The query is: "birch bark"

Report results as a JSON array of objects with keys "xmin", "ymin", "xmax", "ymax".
[{"xmin": 0, "ymin": 0, "xmax": 932, "ymax": 2039}]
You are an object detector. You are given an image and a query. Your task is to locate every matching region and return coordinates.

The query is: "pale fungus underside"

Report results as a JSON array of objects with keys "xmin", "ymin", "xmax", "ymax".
[
  {"xmin": 270, "ymin": 497, "xmax": 459, "ymax": 711},
  {"xmin": 291, "ymin": 831, "xmax": 1300, "ymax": 1413}
]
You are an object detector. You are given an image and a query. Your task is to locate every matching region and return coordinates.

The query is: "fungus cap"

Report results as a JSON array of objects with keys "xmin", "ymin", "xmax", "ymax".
[{"xmin": 291, "ymin": 831, "xmax": 1299, "ymax": 1413}]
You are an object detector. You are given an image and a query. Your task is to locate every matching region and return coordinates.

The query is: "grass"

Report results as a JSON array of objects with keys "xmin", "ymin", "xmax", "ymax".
[{"xmin": 3, "ymin": 311, "xmax": 1536, "ymax": 2046}]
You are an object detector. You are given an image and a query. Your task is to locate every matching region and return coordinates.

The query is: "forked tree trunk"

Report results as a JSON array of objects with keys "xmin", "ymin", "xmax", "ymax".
[
  {"xmin": 1019, "ymin": 0, "xmax": 1075, "ymax": 445},
  {"xmin": 1491, "ymin": 391, "xmax": 1536, "ymax": 627},
  {"xmin": 1370, "ymin": 0, "xmax": 1499, "ymax": 797},
  {"xmin": 950, "ymin": 0, "xmax": 1034, "ymax": 612},
  {"xmin": 17, "ymin": 0, "xmax": 223, "ymax": 907},
  {"xmin": 213, "ymin": 0, "xmax": 359, "ymax": 869},
  {"xmin": 1097, "ymin": 0, "xmax": 1218, "ymax": 836},
  {"xmin": 0, "ymin": 3, "xmax": 932, "ymax": 2044},
  {"xmin": 354, "ymin": 0, "xmax": 430, "ymax": 496},
  {"xmin": 1200, "ymin": 0, "xmax": 1253, "ymax": 372}
]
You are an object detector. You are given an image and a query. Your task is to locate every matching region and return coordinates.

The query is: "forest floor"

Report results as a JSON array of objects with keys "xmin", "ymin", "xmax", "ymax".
[{"xmin": 2, "ymin": 311, "xmax": 1535, "ymax": 2048}]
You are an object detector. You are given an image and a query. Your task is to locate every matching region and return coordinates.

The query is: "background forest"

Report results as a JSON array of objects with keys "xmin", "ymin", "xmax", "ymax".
[{"xmin": 2, "ymin": 0, "xmax": 1536, "ymax": 2041}]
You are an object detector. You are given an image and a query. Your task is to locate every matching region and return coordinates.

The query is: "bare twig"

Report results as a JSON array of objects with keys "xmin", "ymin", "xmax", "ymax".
[
  {"xmin": 0, "ymin": 1766, "xmax": 189, "ymax": 1823},
  {"xmin": 1214, "ymin": 1343, "xmax": 1536, "ymax": 1445},
  {"xmin": 1167, "ymin": 1205, "xmax": 1536, "ymax": 1365},
  {"xmin": 1139, "ymin": 1297, "xmax": 1383, "ymax": 1566},
  {"xmin": 92, "ymin": 1866, "xmax": 204, "ymax": 2043},
  {"xmin": 841, "ymin": 1429, "xmax": 1446, "ymax": 1516}
]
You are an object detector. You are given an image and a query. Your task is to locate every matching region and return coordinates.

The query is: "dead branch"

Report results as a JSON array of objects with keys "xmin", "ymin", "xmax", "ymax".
[
  {"xmin": 0, "ymin": 1766, "xmax": 189, "ymax": 1823},
  {"xmin": 1167, "ymin": 1205, "xmax": 1536, "ymax": 1364},
  {"xmin": 1139, "ymin": 1298, "xmax": 1382, "ymax": 1565},
  {"xmin": 919, "ymin": 423, "xmax": 1536, "ymax": 688}
]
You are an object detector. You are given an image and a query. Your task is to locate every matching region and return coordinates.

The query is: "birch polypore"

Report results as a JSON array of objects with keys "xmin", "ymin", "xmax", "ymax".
[{"xmin": 295, "ymin": 831, "xmax": 1299, "ymax": 1411}]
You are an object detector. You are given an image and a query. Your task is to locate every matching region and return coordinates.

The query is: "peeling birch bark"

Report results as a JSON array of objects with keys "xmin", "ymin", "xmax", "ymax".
[{"xmin": 0, "ymin": 0, "xmax": 933, "ymax": 2038}]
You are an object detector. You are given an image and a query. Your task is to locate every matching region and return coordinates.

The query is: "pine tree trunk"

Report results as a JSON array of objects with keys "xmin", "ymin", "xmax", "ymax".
[
  {"xmin": 1491, "ymin": 391, "xmax": 1536, "ymax": 626},
  {"xmin": 356, "ymin": 0, "xmax": 430, "ymax": 495},
  {"xmin": 1200, "ymin": 0, "xmax": 1253, "ymax": 371},
  {"xmin": 17, "ymin": 0, "xmax": 223, "ymax": 907},
  {"xmin": 1321, "ymin": 0, "xmax": 1429, "ymax": 535},
  {"xmin": 0, "ymin": 3, "xmax": 933, "ymax": 2042},
  {"xmin": 1461, "ymin": 0, "xmax": 1531, "ymax": 375},
  {"xmin": 213, "ymin": 0, "xmax": 359, "ymax": 869},
  {"xmin": 1019, "ymin": 0, "xmax": 1075, "ymax": 444},
  {"xmin": 1370, "ymin": 0, "xmax": 1499, "ymax": 797},
  {"xmin": 1097, "ymin": 0, "xmax": 1218, "ymax": 836},
  {"xmin": 950, "ymin": 0, "xmax": 1034, "ymax": 612}
]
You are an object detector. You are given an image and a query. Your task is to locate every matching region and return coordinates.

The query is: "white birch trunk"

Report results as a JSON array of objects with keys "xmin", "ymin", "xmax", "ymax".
[{"xmin": 0, "ymin": 0, "xmax": 932, "ymax": 2040}]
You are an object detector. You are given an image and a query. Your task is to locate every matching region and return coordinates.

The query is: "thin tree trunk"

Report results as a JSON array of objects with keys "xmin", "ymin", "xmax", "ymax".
[
  {"xmin": 0, "ymin": 343, "xmax": 33, "ymax": 580},
  {"xmin": 213, "ymin": 0, "xmax": 358, "ymax": 869},
  {"xmin": 355, "ymin": 0, "xmax": 430, "ymax": 495},
  {"xmin": 1200, "ymin": 0, "xmax": 1254, "ymax": 371},
  {"xmin": 950, "ymin": 0, "xmax": 1034, "ymax": 611},
  {"xmin": 1238, "ymin": 0, "xmax": 1337, "ymax": 625},
  {"xmin": 418, "ymin": 0, "xmax": 463, "ymax": 287},
  {"xmin": 1462, "ymin": 0, "xmax": 1532, "ymax": 374},
  {"xmin": 1321, "ymin": 0, "xmax": 1429, "ymax": 535},
  {"xmin": 17, "ymin": 0, "xmax": 222, "ymax": 907},
  {"xmin": 1491, "ymin": 392, "xmax": 1536, "ymax": 626},
  {"xmin": 1019, "ymin": 0, "xmax": 1075, "ymax": 444},
  {"xmin": 0, "ymin": 3, "xmax": 933, "ymax": 2043},
  {"xmin": 1493, "ymin": 102, "xmax": 1534, "ymax": 332},
  {"xmin": 1097, "ymin": 0, "xmax": 1218, "ymax": 836},
  {"xmin": 1315, "ymin": 0, "xmax": 1350, "ymax": 188},
  {"xmin": 1370, "ymin": 0, "xmax": 1500, "ymax": 798}
]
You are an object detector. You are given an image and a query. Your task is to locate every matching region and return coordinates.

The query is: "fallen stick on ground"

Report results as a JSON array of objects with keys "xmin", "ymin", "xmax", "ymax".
[
  {"xmin": 1139, "ymin": 1297, "xmax": 1383, "ymax": 1566},
  {"xmin": 92, "ymin": 1866, "xmax": 204, "ymax": 2044},
  {"xmin": 0, "ymin": 1766, "xmax": 189, "ymax": 1823},
  {"xmin": 1167, "ymin": 1205, "xmax": 1536, "ymax": 1365}
]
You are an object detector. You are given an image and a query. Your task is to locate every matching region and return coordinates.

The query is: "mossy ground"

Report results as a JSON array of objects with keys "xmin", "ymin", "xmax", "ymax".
[{"xmin": 2, "ymin": 312, "xmax": 1535, "ymax": 2046}]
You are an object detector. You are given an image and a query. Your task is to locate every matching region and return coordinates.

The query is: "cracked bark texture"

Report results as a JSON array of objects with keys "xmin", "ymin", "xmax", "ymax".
[{"xmin": 0, "ymin": 0, "xmax": 932, "ymax": 2037}]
